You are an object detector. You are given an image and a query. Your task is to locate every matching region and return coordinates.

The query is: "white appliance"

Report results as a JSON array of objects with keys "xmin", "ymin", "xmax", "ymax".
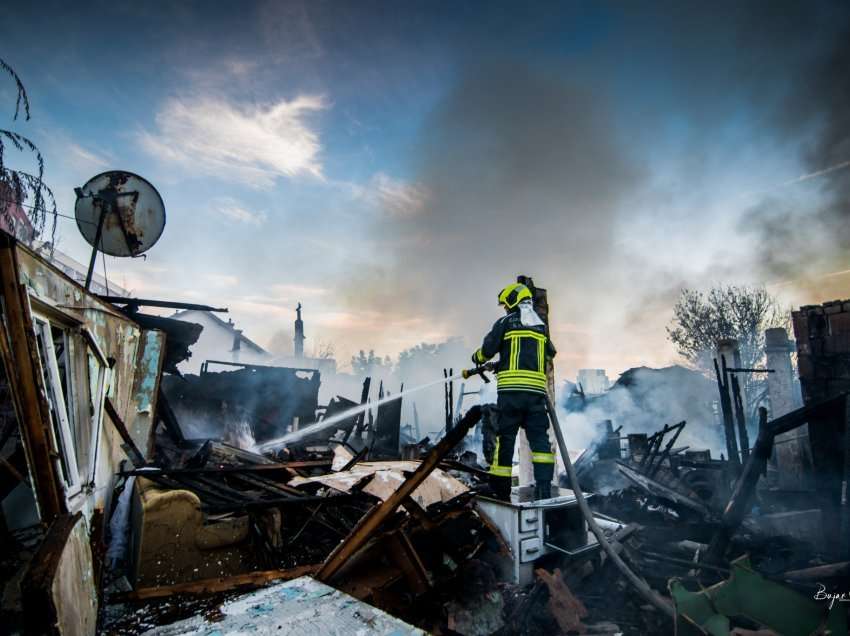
[{"xmin": 476, "ymin": 486, "xmax": 600, "ymax": 585}]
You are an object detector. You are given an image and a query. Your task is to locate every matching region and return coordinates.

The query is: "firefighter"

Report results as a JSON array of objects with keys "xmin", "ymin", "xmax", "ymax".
[{"xmin": 472, "ymin": 283, "xmax": 557, "ymax": 501}]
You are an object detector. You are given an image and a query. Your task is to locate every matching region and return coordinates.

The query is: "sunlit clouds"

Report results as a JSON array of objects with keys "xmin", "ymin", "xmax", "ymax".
[
  {"xmin": 138, "ymin": 94, "xmax": 328, "ymax": 187},
  {"xmin": 211, "ymin": 196, "xmax": 268, "ymax": 225}
]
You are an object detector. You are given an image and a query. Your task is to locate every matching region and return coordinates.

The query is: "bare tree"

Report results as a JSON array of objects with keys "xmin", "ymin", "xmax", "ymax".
[
  {"xmin": 666, "ymin": 284, "xmax": 788, "ymax": 418},
  {"xmin": 1, "ymin": 58, "xmax": 57, "ymax": 241}
]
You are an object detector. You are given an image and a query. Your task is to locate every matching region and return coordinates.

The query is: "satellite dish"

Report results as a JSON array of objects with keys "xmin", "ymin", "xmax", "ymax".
[{"xmin": 74, "ymin": 170, "xmax": 166, "ymax": 289}]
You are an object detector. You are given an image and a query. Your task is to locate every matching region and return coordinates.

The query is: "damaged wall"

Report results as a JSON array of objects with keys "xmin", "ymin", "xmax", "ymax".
[
  {"xmin": 1, "ymin": 232, "xmax": 168, "ymax": 634},
  {"xmin": 12, "ymin": 242, "xmax": 165, "ymax": 516}
]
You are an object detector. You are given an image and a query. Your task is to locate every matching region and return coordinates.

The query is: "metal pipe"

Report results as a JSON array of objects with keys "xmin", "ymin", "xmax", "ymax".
[{"xmin": 544, "ymin": 396, "xmax": 676, "ymax": 620}]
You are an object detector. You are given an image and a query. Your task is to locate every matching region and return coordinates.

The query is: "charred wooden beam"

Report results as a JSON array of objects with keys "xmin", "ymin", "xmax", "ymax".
[
  {"xmin": 98, "ymin": 296, "xmax": 228, "ymax": 313},
  {"xmin": 647, "ymin": 421, "xmax": 686, "ymax": 479},
  {"xmin": 227, "ymin": 471, "xmax": 304, "ymax": 497},
  {"xmin": 120, "ymin": 459, "xmax": 331, "ymax": 477},
  {"xmin": 201, "ymin": 359, "xmax": 319, "ymax": 375},
  {"xmin": 617, "ymin": 461, "xmax": 712, "ymax": 517},
  {"xmin": 155, "ymin": 388, "xmax": 185, "ymax": 445},
  {"xmin": 386, "ymin": 529, "xmax": 431, "ymax": 595},
  {"xmin": 202, "ymin": 493, "xmax": 353, "ymax": 513},
  {"xmin": 111, "ymin": 565, "xmax": 318, "ymax": 602},
  {"xmin": 714, "ymin": 356, "xmax": 741, "ymax": 468},
  {"xmin": 730, "ymin": 374, "xmax": 750, "ymax": 459},
  {"xmin": 704, "ymin": 406, "xmax": 772, "ymax": 564},
  {"xmin": 346, "ymin": 376, "xmax": 371, "ymax": 442},
  {"xmin": 104, "ymin": 397, "xmax": 146, "ymax": 467},
  {"xmin": 316, "ymin": 405, "xmax": 482, "ymax": 582}
]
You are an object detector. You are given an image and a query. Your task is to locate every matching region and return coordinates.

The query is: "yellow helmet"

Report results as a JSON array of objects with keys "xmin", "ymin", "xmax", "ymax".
[{"xmin": 498, "ymin": 283, "xmax": 532, "ymax": 309}]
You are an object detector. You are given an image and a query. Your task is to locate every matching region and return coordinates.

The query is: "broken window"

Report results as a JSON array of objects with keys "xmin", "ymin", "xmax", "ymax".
[
  {"xmin": 33, "ymin": 316, "xmax": 81, "ymax": 497},
  {"xmin": 31, "ymin": 314, "xmax": 111, "ymax": 502}
]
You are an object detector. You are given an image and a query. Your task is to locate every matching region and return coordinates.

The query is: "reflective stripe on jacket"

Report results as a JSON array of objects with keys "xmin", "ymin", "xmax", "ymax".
[{"xmin": 473, "ymin": 310, "xmax": 556, "ymax": 394}]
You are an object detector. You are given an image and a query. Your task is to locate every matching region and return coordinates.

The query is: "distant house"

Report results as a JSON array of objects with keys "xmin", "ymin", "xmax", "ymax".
[
  {"xmin": 171, "ymin": 306, "xmax": 338, "ymax": 377},
  {"xmin": 170, "ymin": 310, "xmax": 270, "ymax": 375}
]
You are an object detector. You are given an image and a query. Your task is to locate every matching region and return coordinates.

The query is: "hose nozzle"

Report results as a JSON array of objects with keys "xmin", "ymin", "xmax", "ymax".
[{"xmin": 461, "ymin": 361, "xmax": 497, "ymax": 383}]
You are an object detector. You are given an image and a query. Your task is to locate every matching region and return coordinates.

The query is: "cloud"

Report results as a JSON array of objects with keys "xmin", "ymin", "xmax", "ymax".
[
  {"xmin": 269, "ymin": 283, "xmax": 328, "ymax": 298},
  {"xmin": 366, "ymin": 172, "xmax": 428, "ymax": 217},
  {"xmin": 212, "ymin": 196, "xmax": 268, "ymax": 225},
  {"xmin": 66, "ymin": 142, "xmax": 109, "ymax": 172},
  {"xmin": 138, "ymin": 94, "xmax": 328, "ymax": 187},
  {"xmin": 204, "ymin": 273, "xmax": 239, "ymax": 287}
]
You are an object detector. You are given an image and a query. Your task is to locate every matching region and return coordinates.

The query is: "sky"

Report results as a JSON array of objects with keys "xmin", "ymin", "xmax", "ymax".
[{"xmin": 2, "ymin": 0, "xmax": 849, "ymax": 383}]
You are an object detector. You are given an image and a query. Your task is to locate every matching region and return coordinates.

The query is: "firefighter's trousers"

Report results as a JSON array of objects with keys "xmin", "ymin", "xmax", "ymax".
[{"xmin": 488, "ymin": 391, "xmax": 555, "ymax": 497}]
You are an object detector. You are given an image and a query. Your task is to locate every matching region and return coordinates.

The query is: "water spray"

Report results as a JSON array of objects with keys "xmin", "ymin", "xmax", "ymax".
[{"xmin": 258, "ymin": 369, "xmax": 474, "ymax": 451}]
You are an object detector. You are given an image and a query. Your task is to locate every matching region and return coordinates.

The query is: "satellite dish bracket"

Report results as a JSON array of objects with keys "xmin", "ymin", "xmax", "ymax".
[{"xmin": 81, "ymin": 185, "xmax": 140, "ymax": 290}]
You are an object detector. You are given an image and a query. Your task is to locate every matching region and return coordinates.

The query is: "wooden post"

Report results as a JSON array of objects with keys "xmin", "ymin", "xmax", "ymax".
[
  {"xmin": 714, "ymin": 356, "xmax": 741, "ymax": 469},
  {"xmin": 705, "ymin": 407, "xmax": 771, "ymax": 564},
  {"xmin": 731, "ymin": 373, "xmax": 750, "ymax": 459}
]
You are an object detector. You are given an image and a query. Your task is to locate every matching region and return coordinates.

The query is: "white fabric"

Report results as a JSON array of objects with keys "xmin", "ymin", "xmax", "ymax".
[{"xmin": 518, "ymin": 299, "xmax": 544, "ymax": 327}]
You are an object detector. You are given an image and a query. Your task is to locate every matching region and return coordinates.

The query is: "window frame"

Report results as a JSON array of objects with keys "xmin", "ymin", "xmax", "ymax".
[{"xmin": 32, "ymin": 315, "xmax": 83, "ymax": 498}]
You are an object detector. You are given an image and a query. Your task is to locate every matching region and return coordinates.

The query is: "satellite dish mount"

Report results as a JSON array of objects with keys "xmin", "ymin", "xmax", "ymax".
[{"xmin": 74, "ymin": 171, "xmax": 166, "ymax": 290}]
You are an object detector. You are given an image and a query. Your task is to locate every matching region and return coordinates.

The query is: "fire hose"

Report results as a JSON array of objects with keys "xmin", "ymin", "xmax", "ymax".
[{"xmin": 543, "ymin": 395, "xmax": 676, "ymax": 620}]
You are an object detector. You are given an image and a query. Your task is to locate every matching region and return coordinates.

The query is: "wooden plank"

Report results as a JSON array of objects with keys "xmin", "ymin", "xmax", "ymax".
[
  {"xmin": 0, "ymin": 241, "xmax": 64, "ymax": 519},
  {"xmin": 112, "ymin": 565, "xmax": 319, "ymax": 602}
]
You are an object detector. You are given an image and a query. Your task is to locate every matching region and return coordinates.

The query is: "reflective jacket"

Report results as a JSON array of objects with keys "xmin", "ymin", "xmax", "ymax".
[{"xmin": 472, "ymin": 310, "xmax": 556, "ymax": 394}]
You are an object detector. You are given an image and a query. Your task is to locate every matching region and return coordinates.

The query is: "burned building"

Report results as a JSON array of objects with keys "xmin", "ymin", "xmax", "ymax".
[{"xmin": 3, "ymin": 233, "xmax": 848, "ymax": 636}]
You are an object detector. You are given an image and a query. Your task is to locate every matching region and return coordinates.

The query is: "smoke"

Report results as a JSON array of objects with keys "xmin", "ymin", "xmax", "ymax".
[
  {"xmin": 344, "ymin": 60, "xmax": 649, "ymax": 380},
  {"xmin": 742, "ymin": 21, "xmax": 850, "ymax": 292},
  {"xmin": 336, "ymin": 4, "xmax": 850, "ymax": 384},
  {"xmin": 559, "ymin": 366, "xmax": 725, "ymax": 458}
]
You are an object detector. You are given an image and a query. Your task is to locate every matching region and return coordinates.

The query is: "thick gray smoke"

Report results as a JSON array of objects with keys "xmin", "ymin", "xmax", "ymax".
[
  {"xmin": 340, "ymin": 3, "xmax": 850, "ymax": 383},
  {"xmin": 343, "ymin": 60, "xmax": 648, "ymax": 381},
  {"xmin": 742, "ymin": 22, "xmax": 850, "ymax": 290}
]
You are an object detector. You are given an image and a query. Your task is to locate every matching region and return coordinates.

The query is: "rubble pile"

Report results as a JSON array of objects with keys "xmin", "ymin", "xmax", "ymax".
[{"xmin": 3, "ymin": 236, "xmax": 849, "ymax": 636}]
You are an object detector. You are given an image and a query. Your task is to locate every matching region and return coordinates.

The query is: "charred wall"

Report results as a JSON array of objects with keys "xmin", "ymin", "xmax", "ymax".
[{"xmin": 792, "ymin": 299, "xmax": 850, "ymax": 550}]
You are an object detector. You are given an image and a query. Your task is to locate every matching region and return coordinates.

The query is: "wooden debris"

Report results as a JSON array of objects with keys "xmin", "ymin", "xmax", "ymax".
[
  {"xmin": 111, "ymin": 564, "xmax": 318, "ymax": 602},
  {"xmin": 316, "ymin": 405, "xmax": 482, "ymax": 582},
  {"xmin": 536, "ymin": 567, "xmax": 589, "ymax": 634}
]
